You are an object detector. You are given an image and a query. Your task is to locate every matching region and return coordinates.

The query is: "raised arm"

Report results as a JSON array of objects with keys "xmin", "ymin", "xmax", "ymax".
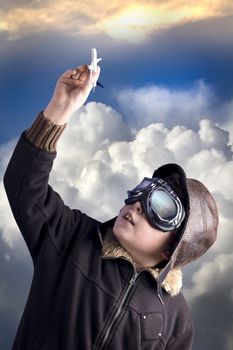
[
  {"xmin": 44, "ymin": 64, "xmax": 100, "ymax": 125},
  {"xmin": 3, "ymin": 64, "xmax": 100, "ymax": 265}
]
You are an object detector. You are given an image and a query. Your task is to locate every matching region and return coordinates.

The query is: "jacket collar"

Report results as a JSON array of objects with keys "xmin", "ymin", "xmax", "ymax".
[{"xmin": 99, "ymin": 225, "xmax": 182, "ymax": 297}]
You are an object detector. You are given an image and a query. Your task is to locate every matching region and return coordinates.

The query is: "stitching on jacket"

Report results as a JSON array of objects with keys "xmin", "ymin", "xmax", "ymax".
[{"xmin": 70, "ymin": 260, "xmax": 120, "ymax": 301}]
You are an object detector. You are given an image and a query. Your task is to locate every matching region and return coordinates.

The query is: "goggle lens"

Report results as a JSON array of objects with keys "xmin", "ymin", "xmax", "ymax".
[{"xmin": 150, "ymin": 190, "xmax": 177, "ymax": 220}]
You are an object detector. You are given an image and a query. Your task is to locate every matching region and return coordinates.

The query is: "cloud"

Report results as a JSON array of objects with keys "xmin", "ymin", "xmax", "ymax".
[
  {"xmin": 116, "ymin": 80, "xmax": 218, "ymax": 129},
  {"xmin": 1, "ymin": 98, "xmax": 233, "ymax": 349},
  {"xmin": 0, "ymin": 235, "xmax": 33, "ymax": 350},
  {"xmin": 185, "ymin": 254, "xmax": 233, "ymax": 300},
  {"xmin": 116, "ymin": 80, "xmax": 233, "ymax": 144},
  {"xmin": 0, "ymin": 140, "xmax": 23, "ymax": 249},
  {"xmin": 1, "ymin": 0, "xmax": 233, "ymax": 42},
  {"xmin": 219, "ymin": 99, "xmax": 233, "ymax": 144},
  {"xmin": 183, "ymin": 254, "xmax": 233, "ymax": 350}
]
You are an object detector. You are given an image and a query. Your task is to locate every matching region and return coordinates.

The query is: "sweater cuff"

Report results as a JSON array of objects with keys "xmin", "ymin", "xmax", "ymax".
[{"xmin": 25, "ymin": 111, "xmax": 67, "ymax": 153}]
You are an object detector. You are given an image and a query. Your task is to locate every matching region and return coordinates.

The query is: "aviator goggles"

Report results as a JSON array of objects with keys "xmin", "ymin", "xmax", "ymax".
[{"xmin": 124, "ymin": 177, "xmax": 185, "ymax": 232}]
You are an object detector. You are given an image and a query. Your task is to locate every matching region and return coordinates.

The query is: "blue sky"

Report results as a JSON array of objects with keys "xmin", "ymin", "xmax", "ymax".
[
  {"xmin": 1, "ymin": 2, "xmax": 233, "ymax": 349},
  {"xmin": 1, "ymin": 14, "xmax": 233, "ymax": 142}
]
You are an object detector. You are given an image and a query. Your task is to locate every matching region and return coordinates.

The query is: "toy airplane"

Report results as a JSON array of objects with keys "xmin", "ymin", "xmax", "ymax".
[{"xmin": 88, "ymin": 48, "xmax": 104, "ymax": 90}]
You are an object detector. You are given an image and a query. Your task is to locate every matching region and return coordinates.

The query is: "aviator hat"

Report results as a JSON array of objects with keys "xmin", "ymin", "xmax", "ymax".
[{"xmin": 153, "ymin": 163, "xmax": 219, "ymax": 268}]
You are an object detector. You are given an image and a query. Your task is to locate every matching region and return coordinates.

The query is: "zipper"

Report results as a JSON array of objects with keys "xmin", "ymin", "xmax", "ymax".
[{"xmin": 96, "ymin": 271, "xmax": 139, "ymax": 350}]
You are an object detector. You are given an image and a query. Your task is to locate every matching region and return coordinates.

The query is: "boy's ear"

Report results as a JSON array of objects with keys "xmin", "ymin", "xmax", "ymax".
[
  {"xmin": 162, "ymin": 230, "xmax": 177, "ymax": 261},
  {"xmin": 162, "ymin": 247, "xmax": 173, "ymax": 261}
]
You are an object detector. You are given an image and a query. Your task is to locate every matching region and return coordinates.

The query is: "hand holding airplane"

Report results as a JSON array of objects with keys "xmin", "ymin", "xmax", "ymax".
[
  {"xmin": 88, "ymin": 48, "xmax": 104, "ymax": 91},
  {"xmin": 43, "ymin": 49, "xmax": 104, "ymax": 124}
]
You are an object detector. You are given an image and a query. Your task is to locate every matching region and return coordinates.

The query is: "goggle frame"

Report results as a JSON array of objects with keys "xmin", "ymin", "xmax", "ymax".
[{"xmin": 125, "ymin": 177, "xmax": 185, "ymax": 232}]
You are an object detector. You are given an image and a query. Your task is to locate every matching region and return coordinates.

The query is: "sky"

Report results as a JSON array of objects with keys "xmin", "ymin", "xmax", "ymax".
[{"xmin": 0, "ymin": 1, "xmax": 233, "ymax": 349}]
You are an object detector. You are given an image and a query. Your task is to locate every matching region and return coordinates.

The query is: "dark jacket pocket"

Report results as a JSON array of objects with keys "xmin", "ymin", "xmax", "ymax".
[{"xmin": 141, "ymin": 312, "xmax": 165, "ymax": 344}]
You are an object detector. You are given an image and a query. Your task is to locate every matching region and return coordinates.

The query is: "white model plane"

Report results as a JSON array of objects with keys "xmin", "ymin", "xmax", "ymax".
[{"xmin": 88, "ymin": 48, "xmax": 104, "ymax": 90}]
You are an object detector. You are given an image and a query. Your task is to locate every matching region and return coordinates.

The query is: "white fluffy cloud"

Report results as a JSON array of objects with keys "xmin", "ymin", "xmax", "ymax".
[
  {"xmin": 116, "ymin": 80, "xmax": 216, "ymax": 129},
  {"xmin": 185, "ymin": 253, "xmax": 233, "ymax": 301}
]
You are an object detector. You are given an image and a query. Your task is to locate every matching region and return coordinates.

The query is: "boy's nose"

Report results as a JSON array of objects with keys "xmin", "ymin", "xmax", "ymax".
[{"xmin": 131, "ymin": 201, "xmax": 143, "ymax": 214}]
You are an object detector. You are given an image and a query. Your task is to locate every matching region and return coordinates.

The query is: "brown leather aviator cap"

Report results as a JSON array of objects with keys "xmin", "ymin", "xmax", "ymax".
[{"xmin": 153, "ymin": 163, "xmax": 219, "ymax": 269}]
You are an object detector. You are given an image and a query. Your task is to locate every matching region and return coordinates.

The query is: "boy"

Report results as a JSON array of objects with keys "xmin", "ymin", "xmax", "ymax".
[{"xmin": 4, "ymin": 64, "xmax": 218, "ymax": 349}]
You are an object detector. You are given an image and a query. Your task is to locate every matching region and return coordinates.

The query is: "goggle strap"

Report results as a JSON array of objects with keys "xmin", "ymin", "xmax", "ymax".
[{"xmin": 157, "ymin": 260, "xmax": 173, "ymax": 305}]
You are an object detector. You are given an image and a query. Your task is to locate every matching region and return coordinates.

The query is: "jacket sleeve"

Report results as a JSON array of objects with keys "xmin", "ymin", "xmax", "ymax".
[
  {"xmin": 165, "ymin": 324, "xmax": 194, "ymax": 350},
  {"xmin": 3, "ymin": 113, "xmax": 91, "ymax": 265}
]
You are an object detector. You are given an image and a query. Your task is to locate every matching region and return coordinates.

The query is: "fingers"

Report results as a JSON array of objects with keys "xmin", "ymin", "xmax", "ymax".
[
  {"xmin": 60, "ymin": 65, "xmax": 87, "ymax": 79},
  {"xmin": 59, "ymin": 64, "xmax": 101, "ymax": 90},
  {"xmin": 63, "ymin": 64, "xmax": 100, "ymax": 80},
  {"xmin": 62, "ymin": 69, "xmax": 77, "ymax": 78},
  {"xmin": 74, "ymin": 65, "xmax": 91, "ymax": 81},
  {"xmin": 71, "ymin": 66, "xmax": 85, "ymax": 80}
]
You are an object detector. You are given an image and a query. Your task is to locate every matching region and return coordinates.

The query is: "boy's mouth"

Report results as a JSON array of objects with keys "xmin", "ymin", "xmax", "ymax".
[{"xmin": 123, "ymin": 213, "xmax": 134, "ymax": 226}]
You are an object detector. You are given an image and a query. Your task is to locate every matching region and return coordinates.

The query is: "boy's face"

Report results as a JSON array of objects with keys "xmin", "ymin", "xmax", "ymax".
[{"xmin": 113, "ymin": 201, "xmax": 175, "ymax": 268}]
